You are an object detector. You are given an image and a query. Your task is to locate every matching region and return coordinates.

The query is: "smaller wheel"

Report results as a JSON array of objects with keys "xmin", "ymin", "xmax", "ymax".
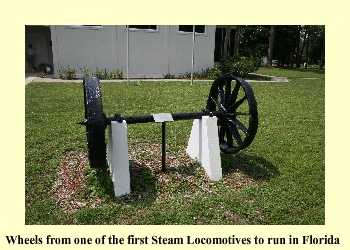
[
  {"xmin": 206, "ymin": 74, "xmax": 258, "ymax": 154},
  {"xmin": 83, "ymin": 77, "xmax": 107, "ymax": 169}
]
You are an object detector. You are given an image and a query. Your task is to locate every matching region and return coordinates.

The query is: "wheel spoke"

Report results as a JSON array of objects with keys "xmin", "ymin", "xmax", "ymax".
[
  {"xmin": 206, "ymin": 74, "xmax": 258, "ymax": 155},
  {"xmin": 218, "ymin": 87, "xmax": 225, "ymax": 105},
  {"xmin": 230, "ymin": 112, "xmax": 249, "ymax": 116},
  {"xmin": 225, "ymin": 121, "xmax": 233, "ymax": 147},
  {"xmin": 228, "ymin": 118, "xmax": 248, "ymax": 135},
  {"xmin": 225, "ymin": 80, "xmax": 231, "ymax": 106},
  {"xmin": 226, "ymin": 119, "xmax": 242, "ymax": 145},
  {"xmin": 211, "ymin": 97, "xmax": 226, "ymax": 112},
  {"xmin": 227, "ymin": 82, "xmax": 240, "ymax": 105},
  {"xmin": 219, "ymin": 121, "xmax": 226, "ymax": 143},
  {"xmin": 228, "ymin": 96, "xmax": 247, "ymax": 111}
]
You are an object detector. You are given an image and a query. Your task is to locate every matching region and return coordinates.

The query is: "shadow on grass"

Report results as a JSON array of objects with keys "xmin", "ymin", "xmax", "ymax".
[
  {"xmin": 91, "ymin": 161, "xmax": 158, "ymax": 204},
  {"xmin": 221, "ymin": 152, "xmax": 280, "ymax": 182},
  {"xmin": 92, "ymin": 152, "xmax": 278, "ymax": 204},
  {"xmin": 128, "ymin": 161, "xmax": 157, "ymax": 202}
]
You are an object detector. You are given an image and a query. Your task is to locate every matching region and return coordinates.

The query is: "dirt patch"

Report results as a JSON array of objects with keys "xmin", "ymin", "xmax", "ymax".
[
  {"xmin": 53, "ymin": 144, "xmax": 265, "ymax": 213},
  {"xmin": 52, "ymin": 152, "xmax": 102, "ymax": 213}
]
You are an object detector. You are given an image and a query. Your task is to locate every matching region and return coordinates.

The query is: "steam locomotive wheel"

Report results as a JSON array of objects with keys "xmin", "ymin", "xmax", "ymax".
[
  {"xmin": 206, "ymin": 73, "xmax": 258, "ymax": 154},
  {"xmin": 82, "ymin": 77, "xmax": 107, "ymax": 169}
]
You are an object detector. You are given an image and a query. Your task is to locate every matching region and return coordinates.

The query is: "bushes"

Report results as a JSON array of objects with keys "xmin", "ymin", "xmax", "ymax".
[
  {"xmin": 164, "ymin": 67, "xmax": 222, "ymax": 80},
  {"xmin": 201, "ymin": 67, "xmax": 222, "ymax": 79},
  {"xmin": 58, "ymin": 65, "xmax": 76, "ymax": 80},
  {"xmin": 218, "ymin": 56, "xmax": 256, "ymax": 77},
  {"xmin": 56, "ymin": 57, "xmax": 256, "ymax": 80},
  {"xmin": 58, "ymin": 66, "xmax": 124, "ymax": 80},
  {"xmin": 37, "ymin": 62, "xmax": 52, "ymax": 78}
]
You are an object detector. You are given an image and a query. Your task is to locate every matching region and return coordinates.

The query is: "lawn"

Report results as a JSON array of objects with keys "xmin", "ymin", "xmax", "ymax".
[
  {"xmin": 25, "ymin": 69, "xmax": 325, "ymax": 225},
  {"xmin": 255, "ymin": 66, "xmax": 325, "ymax": 79}
]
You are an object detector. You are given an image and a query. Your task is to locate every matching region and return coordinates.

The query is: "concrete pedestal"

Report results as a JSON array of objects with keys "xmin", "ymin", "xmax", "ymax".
[
  {"xmin": 107, "ymin": 121, "xmax": 131, "ymax": 196},
  {"xmin": 186, "ymin": 116, "xmax": 222, "ymax": 180}
]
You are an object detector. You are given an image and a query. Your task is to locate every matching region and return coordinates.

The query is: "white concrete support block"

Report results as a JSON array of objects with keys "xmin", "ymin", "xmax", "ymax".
[
  {"xmin": 186, "ymin": 116, "xmax": 222, "ymax": 180},
  {"xmin": 107, "ymin": 121, "xmax": 131, "ymax": 196}
]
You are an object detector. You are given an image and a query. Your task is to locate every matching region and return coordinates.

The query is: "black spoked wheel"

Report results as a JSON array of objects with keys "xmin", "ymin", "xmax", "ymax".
[
  {"xmin": 206, "ymin": 73, "xmax": 258, "ymax": 154},
  {"xmin": 83, "ymin": 77, "xmax": 107, "ymax": 169}
]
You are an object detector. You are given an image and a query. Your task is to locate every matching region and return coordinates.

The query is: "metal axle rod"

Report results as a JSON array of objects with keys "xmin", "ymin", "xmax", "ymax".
[
  {"xmin": 80, "ymin": 74, "xmax": 258, "ymax": 169},
  {"xmin": 104, "ymin": 110, "xmax": 225, "ymax": 125}
]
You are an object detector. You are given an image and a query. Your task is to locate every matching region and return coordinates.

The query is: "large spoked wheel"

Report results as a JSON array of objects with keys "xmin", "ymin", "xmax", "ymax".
[
  {"xmin": 206, "ymin": 73, "xmax": 258, "ymax": 154},
  {"xmin": 83, "ymin": 77, "xmax": 107, "ymax": 169}
]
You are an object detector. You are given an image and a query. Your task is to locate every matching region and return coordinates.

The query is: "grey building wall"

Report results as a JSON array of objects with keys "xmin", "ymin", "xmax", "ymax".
[{"xmin": 50, "ymin": 25, "xmax": 215, "ymax": 78}]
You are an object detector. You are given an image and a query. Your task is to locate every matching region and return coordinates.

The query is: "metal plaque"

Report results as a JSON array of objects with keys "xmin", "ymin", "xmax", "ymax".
[{"xmin": 152, "ymin": 113, "xmax": 174, "ymax": 122}]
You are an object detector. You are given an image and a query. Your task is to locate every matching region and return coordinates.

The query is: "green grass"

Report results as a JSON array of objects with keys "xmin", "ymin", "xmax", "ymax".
[
  {"xmin": 25, "ymin": 68, "xmax": 325, "ymax": 224},
  {"xmin": 255, "ymin": 66, "xmax": 325, "ymax": 79}
]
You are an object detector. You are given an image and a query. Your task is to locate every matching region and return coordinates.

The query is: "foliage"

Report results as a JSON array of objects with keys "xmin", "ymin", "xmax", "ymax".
[
  {"xmin": 201, "ymin": 67, "xmax": 222, "ymax": 79},
  {"xmin": 236, "ymin": 25, "xmax": 325, "ymax": 69},
  {"xmin": 163, "ymin": 73, "xmax": 176, "ymax": 79},
  {"xmin": 307, "ymin": 25, "xmax": 325, "ymax": 65},
  {"xmin": 78, "ymin": 66, "xmax": 92, "ymax": 77},
  {"xmin": 218, "ymin": 56, "xmax": 256, "ymax": 77},
  {"xmin": 60, "ymin": 66, "xmax": 124, "ymax": 80},
  {"xmin": 273, "ymin": 26, "xmax": 300, "ymax": 67},
  {"xmin": 109, "ymin": 69, "xmax": 124, "ymax": 79},
  {"xmin": 166, "ymin": 67, "xmax": 222, "ymax": 80},
  {"xmin": 239, "ymin": 26, "xmax": 270, "ymax": 59},
  {"xmin": 37, "ymin": 62, "xmax": 52, "ymax": 77},
  {"xmin": 93, "ymin": 67, "xmax": 109, "ymax": 80},
  {"xmin": 58, "ymin": 65, "xmax": 76, "ymax": 80}
]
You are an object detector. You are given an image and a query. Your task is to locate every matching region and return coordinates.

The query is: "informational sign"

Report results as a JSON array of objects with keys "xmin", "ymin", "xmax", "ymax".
[{"xmin": 152, "ymin": 113, "xmax": 174, "ymax": 123}]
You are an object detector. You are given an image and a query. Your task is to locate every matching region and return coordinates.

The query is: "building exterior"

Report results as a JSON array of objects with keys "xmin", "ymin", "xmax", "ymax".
[
  {"xmin": 25, "ymin": 25, "xmax": 239, "ymax": 78},
  {"xmin": 48, "ymin": 25, "xmax": 217, "ymax": 78},
  {"xmin": 25, "ymin": 26, "xmax": 53, "ymax": 71}
]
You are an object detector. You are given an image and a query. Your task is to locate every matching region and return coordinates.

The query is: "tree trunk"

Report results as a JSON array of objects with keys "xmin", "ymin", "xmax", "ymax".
[
  {"xmin": 266, "ymin": 25, "xmax": 276, "ymax": 68},
  {"xmin": 295, "ymin": 26, "xmax": 301, "ymax": 68},
  {"xmin": 297, "ymin": 25, "xmax": 309, "ymax": 68},
  {"xmin": 233, "ymin": 25, "xmax": 240, "ymax": 55},
  {"xmin": 319, "ymin": 43, "xmax": 325, "ymax": 69},
  {"xmin": 304, "ymin": 26, "xmax": 311, "ymax": 68},
  {"xmin": 289, "ymin": 52, "xmax": 293, "ymax": 67},
  {"xmin": 223, "ymin": 25, "xmax": 232, "ymax": 58}
]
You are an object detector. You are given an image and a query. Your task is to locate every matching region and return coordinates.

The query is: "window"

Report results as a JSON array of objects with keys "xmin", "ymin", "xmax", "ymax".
[
  {"xmin": 126, "ymin": 25, "xmax": 158, "ymax": 32},
  {"xmin": 178, "ymin": 25, "xmax": 206, "ymax": 35},
  {"xmin": 65, "ymin": 25, "xmax": 103, "ymax": 29}
]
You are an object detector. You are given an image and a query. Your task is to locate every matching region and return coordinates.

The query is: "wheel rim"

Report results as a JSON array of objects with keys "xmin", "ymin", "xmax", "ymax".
[
  {"xmin": 206, "ymin": 73, "xmax": 258, "ymax": 154},
  {"xmin": 83, "ymin": 77, "xmax": 107, "ymax": 168}
]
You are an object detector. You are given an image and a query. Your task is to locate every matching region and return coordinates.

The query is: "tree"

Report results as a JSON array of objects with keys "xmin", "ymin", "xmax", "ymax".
[
  {"xmin": 266, "ymin": 25, "xmax": 276, "ymax": 68},
  {"xmin": 307, "ymin": 25, "xmax": 325, "ymax": 69},
  {"xmin": 233, "ymin": 25, "xmax": 240, "ymax": 55},
  {"xmin": 239, "ymin": 25, "xmax": 270, "ymax": 59},
  {"xmin": 235, "ymin": 25, "xmax": 324, "ymax": 69},
  {"xmin": 296, "ymin": 25, "xmax": 310, "ymax": 68},
  {"xmin": 304, "ymin": 26, "xmax": 311, "ymax": 68},
  {"xmin": 319, "ymin": 43, "xmax": 325, "ymax": 69},
  {"xmin": 318, "ymin": 29, "xmax": 325, "ymax": 69},
  {"xmin": 272, "ymin": 25, "xmax": 300, "ymax": 67},
  {"xmin": 223, "ymin": 25, "xmax": 232, "ymax": 58}
]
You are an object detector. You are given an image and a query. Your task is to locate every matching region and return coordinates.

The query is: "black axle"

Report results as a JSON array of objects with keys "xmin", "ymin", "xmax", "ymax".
[
  {"xmin": 104, "ymin": 110, "xmax": 224, "ymax": 125},
  {"xmin": 80, "ymin": 74, "xmax": 258, "ymax": 169}
]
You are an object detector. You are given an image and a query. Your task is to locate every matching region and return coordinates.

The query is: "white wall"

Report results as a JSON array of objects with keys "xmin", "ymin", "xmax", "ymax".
[
  {"xmin": 116, "ymin": 26, "xmax": 167, "ymax": 78},
  {"xmin": 168, "ymin": 25, "xmax": 215, "ymax": 76},
  {"xmin": 51, "ymin": 25, "xmax": 117, "ymax": 78},
  {"xmin": 51, "ymin": 25, "xmax": 215, "ymax": 78}
]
